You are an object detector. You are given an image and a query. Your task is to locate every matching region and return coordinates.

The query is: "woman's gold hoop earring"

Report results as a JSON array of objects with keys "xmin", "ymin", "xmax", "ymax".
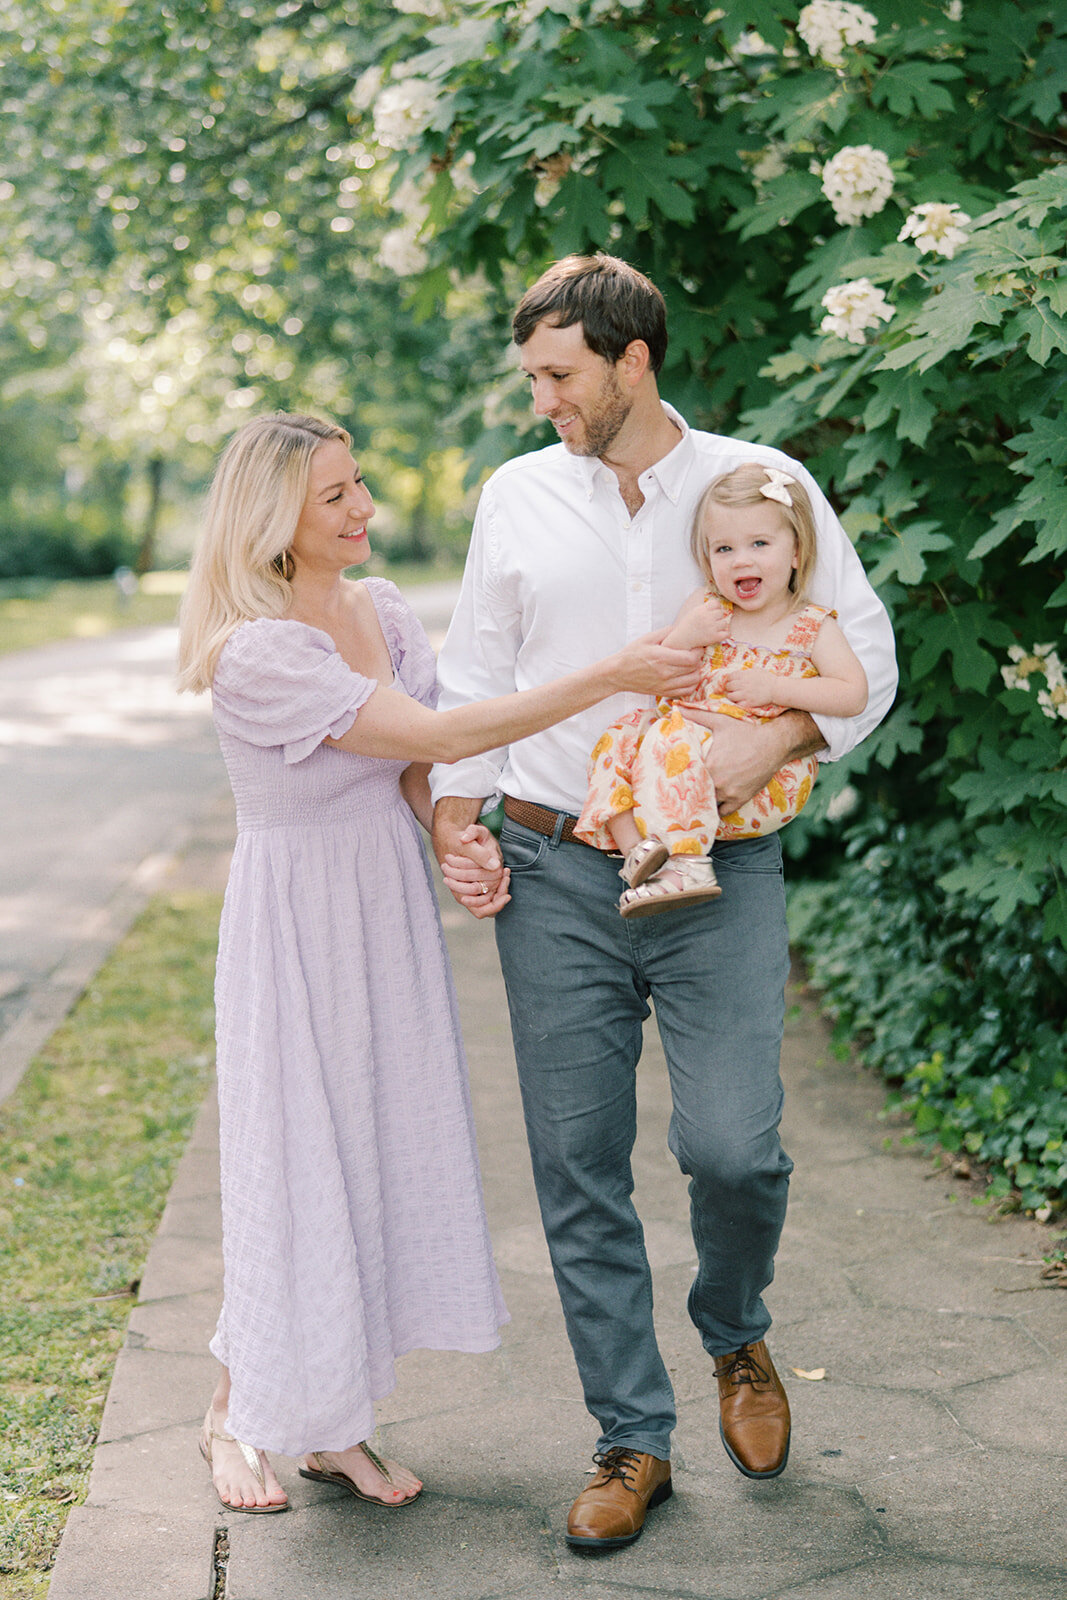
[{"xmin": 277, "ymin": 550, "xmax": 294, "ymax": 581}]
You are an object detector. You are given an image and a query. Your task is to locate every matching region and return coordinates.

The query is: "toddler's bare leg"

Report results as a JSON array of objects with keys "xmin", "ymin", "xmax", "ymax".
[{"xmin": 609, "ymin": 810, "xmax": 643, "ymax": 854}]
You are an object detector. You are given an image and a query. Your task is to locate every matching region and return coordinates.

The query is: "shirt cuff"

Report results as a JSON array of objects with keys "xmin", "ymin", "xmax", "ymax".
[{"xmin": 428, "ymin": 754, "xmax": 503, "ymax": 807}]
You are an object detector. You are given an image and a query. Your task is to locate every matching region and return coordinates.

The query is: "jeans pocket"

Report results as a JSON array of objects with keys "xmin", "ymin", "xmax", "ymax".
[
  {"xmin": 713, "ymin": 836, "xmax": 784, "ymax": 877},
  {"xmin": 500, "ymin": 824, "xmax": 549, "ymax": 875}
]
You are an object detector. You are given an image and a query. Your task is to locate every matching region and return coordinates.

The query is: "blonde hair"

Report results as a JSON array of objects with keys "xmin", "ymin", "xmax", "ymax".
[
  {"xmin": 177, "ymin": 412, "xmax": 350, "ymax": 693},
  {"xmin": 690, "ymin": 460, "xmax": 818, "ymax": 607}
]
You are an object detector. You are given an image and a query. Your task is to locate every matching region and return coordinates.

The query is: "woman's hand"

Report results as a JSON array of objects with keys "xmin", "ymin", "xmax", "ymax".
[
  {"xmin": 608, "ymin": 630, "xmax": 703, "ymax": 699},
  {"xmin": 723, "ymin": 668, "xmax": 782, "ymax": 709},
  {"xmin": 438, "ymin": 823, "xmax": 512, "ymax": 919}
]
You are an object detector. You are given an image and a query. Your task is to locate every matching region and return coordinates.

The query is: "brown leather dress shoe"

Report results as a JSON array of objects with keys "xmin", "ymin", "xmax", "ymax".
[
  {"xmin": 714, "ymin": 1339, "xmax": 791, "ymax": 1479},
  {"xmin": 565, "ymin": 1446, "xmax": 673, "ymax": 1549}
]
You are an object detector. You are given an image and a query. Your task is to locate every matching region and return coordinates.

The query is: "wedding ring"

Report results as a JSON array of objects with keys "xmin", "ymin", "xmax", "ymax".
[{"xmin": 478, "ymin": 881, "xmax": 489, "ymax": 896}]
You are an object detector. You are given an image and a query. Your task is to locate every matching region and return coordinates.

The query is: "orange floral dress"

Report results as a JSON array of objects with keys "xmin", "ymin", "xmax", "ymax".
[{"xmin": 575, "ymin": 602, "xmax": 831, "ymax": 855}]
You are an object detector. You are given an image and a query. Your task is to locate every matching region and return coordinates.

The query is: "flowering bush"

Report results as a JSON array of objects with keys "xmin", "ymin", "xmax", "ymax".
[{"xmin": 346, "ymin": 0, "xmax": 1067, "ymax": 1198}]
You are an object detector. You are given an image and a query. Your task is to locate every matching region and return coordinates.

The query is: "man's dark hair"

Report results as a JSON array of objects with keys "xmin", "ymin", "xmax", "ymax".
[{"xmin": 512, "ymin": 254, "xmax": 668, "ymax": 374}]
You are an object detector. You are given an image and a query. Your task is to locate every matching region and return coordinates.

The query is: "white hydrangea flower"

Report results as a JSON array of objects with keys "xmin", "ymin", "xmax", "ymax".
[
  {"xmin": 1001, "ymin": 644, "xmax": 1066, "ymax": 715},
  {"xmin": 819, "ymin": 277, "xmax": 895, "ymax": 343},
  {"xmin": 1038, "ymin": 685, "xmax": 1067, "ymax": 721},
  {"xmin": 797, "ymin": 1, "xmax": 878, "ymax": 65},
  {"xmin": 393, "ymin": 0, "xmax": 447, "ymax": 14},
  {"xmin": 821, "ymin": 144, "xmax": 894, "ymax": 225},
  {"xmin": 945, "ymin": 0, "xmax": 963, "ymax": 19},
  {"xmin": 377, "ymin": 224, "xmax": 429, "ymax": 275},
  {"xmin": 751, "ymin": 145, "xmax": 788, "ymax": 183},
  {"xmin": 898, "ymin": 201, "xmax": 971, "ymax": 259},
  {"xmin": 372, "ymin": 77, "xmax": 438, "ymax": 149}
]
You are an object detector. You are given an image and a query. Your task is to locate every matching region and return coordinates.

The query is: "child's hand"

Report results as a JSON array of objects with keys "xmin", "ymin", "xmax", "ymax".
[
  {"xmin": 724, "ymin": 668, "xmax": 782, "ymax": 709},
  {"xmin": 669, "ymin": 597, "xmax": 730, "ymax": 651}
]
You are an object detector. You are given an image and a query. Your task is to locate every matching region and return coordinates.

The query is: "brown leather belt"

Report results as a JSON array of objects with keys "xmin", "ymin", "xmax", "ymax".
[{"xmin": 502, "ymin": 795, "xmax": 589, "ymax": 845}]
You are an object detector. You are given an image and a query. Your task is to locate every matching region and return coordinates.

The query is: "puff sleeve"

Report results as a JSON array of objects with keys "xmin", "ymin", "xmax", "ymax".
[{"xmin": 212, "ymin": 619, "xmax": 377, "ymax": 764}]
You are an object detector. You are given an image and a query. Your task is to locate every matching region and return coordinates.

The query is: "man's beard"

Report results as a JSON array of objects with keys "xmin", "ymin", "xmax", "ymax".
[{"xmin": 567, "ymin": 367, "xmax": 633, "ymax": 457}]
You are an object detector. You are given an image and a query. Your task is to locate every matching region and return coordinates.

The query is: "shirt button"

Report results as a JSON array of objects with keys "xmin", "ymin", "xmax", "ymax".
[{"xmin": 631, "ymin": 582, "xmax": 643, "ymax": 592}]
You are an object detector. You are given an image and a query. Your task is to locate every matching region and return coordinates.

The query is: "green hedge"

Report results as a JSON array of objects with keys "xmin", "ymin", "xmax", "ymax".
[
  {"xmin": 0, "ymin": 521, "xmax": 134, "ymax": 581},
  {"xmin": 788, "ymin": 816, "xmax": 1067, "ymax": 1215}
]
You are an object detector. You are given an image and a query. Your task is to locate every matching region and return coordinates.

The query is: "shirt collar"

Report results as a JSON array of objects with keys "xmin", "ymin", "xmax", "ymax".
[{"xmin": 572, "ymin": 401, "xmax": 694, "ymax": 504}]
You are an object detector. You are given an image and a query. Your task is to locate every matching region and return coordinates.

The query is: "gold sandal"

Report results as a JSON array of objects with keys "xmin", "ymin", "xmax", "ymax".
[
  {"xmin": 619, "ymin": 856, "xmax": 722, "ymax": 918},
  {"xmin": 199, "ymin": 1412, "xmax": 288, "ymax": 1514},
  {"xmin": 299, "ymin": 1440, "xmax": 422, "ymax": 1508},
  {"xmin": 618, "ymin": 837, "xmax": 670, "ymax": 888}
]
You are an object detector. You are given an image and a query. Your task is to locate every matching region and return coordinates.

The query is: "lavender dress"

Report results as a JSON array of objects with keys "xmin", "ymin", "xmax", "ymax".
[{"xmin": 207, "ymin": 578, "xmax": 507, "ymax": 1456}]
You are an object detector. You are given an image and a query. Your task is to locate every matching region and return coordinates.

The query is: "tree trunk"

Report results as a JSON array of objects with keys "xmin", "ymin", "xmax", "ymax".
[{"xmin": 136, "ymin": 454, "xmax": 165, "ymax": 575}]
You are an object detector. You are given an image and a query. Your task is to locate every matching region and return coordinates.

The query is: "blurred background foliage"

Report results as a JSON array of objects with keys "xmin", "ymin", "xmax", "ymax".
[{"xmin": 1, "ymin": 0, "xmax": 1064, "ymax": 1207}]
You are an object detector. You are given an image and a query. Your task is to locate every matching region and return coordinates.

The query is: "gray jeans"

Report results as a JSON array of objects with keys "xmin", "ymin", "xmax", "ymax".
[{"xmin": 494, "ymin": 818, "xmax": 793, "ymax": 1461}]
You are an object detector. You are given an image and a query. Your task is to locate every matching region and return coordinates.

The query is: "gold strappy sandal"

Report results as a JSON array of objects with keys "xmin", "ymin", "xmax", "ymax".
[
  {"xmin": 299, "ymin": 1440, "xmax": 422, "ymax": 1508},
  {"xmin": 619, "ymin": 855, "xmax": 722, "ymax": 918},
  {"xmin": 199, "ymin": 1412, "xmax": 288, "ymax": 1514},
  {"xmin": 618, "ymin": 837, "xmax": 670, "ymax": 889}
]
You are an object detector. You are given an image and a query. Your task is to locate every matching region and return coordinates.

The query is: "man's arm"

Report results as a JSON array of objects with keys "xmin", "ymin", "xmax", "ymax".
[{"xmin": 701, "ymin": 711, "xmax": 824, "ymax": 816}]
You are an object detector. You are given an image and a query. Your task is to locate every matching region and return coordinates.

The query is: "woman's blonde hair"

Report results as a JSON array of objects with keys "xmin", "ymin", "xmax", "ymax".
[
  {"xmin": 177, "ymin": 412, "xmax": 350, "ymax": 693},
  {"xmin": 690, "ymin": 460, "xmax": 818, "ymax": 607}
]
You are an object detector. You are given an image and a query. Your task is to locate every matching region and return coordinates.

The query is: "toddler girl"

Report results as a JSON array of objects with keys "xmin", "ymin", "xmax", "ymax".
[{"xmin": 575, "ymin": 462, "xmax": 868, "ymax": 916}]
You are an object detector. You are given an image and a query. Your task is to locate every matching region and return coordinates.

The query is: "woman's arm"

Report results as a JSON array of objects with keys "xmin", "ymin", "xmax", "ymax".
[
  {"xmin": 724, "ymin": 618, "xmax": 868, "ymax": 718},
  {"xmin": 399, "ymin": 763, "xmax": 434, "ymax": 831},
  {"xmin": 325, "ymin": 631, "xmax": 702, "ymax": 766}
]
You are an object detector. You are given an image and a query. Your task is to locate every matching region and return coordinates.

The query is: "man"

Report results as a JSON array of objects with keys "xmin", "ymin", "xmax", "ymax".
[{"xmin": 430, "ymin": 255, "xmax": 896, "ymax": 1550}]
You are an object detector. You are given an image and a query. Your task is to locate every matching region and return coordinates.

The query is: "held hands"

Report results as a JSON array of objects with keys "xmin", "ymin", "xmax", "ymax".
[
  {"xmin": 439, "ymin": 822, "xmax": 511, "ymax": 920},
  {"xmin": 610, "ymin": 629, "xmax": 703, "ymax": 700},
  {"xmin": 723, "ymin": 668, "xmax": 782, "ymax": 710}
]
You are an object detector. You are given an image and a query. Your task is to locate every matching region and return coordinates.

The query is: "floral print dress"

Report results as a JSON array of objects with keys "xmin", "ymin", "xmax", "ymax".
[{"xmin": 575, "ymin": 601, "xmax": 832, "ymax": 855}]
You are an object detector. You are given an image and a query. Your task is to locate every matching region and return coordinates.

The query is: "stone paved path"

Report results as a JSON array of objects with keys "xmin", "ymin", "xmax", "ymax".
[{"xmin": 48, "ymin": 816, "xmax": 1066, "ymax": 1600}]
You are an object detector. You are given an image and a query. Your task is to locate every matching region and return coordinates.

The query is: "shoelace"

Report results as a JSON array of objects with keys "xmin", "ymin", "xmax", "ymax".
[
  {"xmin": 590, "ymin": 1446, "xmax": 644, "ymax": 1490},
  {"xmin": 714, "ymin": 1345, "xmax": 770, "ymax": 1388}
]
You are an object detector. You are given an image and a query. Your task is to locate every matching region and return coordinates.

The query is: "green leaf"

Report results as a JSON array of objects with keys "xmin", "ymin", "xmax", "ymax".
[
  {"xmin": 731, "ymin": 172, "xmax": 823, "ymax": 241},
  {"xmin": 877, "ymin": 280, "xmax": 1004, "ymax": 374},
  {"xmin": 968, "ymin": 502, "xmax": 1024, "ymax": 561},
  {"xmin": 1012, "ymin": 303, "xmax": 1067, "ymax": 366},
  {"xmin": 871, "ymin": 60, "xmax": 963, "ymax": 119},
  {"xmin": 1007, "ymin": 415, "xmax": 1067, "ymax": 470},
  {"xmin": 909, "ymin": 604, "xmax": 1014, "ymax": 693},
  {"xmin": 868, "ymin": 520, "xmax": 953, "ymax": 587},
  {"xmin": 1034, "ymin": 278, "xmax": 1067, "ymax": 316},
  {"xmin": 938, "ymin": 858, "xmax": 1043, "ymax": 922}
]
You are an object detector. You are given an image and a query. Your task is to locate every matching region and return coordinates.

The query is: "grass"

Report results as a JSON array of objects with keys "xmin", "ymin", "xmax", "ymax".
[
  {"xmin": 0, "ymin": 560, "xmax": 463, "ymax": 661},
  {"xmin": 0, "ymin": 575, "xmax": 187, "ymax": 658},
  {"xmin": 0, "ymin": 890, "xmax": 222, "ymax": 1596}
]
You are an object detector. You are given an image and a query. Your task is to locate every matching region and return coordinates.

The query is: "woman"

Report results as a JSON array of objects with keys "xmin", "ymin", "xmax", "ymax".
[{"xmin": 177, "ymin": 412, "xmax": 700, "ymax": 1514}]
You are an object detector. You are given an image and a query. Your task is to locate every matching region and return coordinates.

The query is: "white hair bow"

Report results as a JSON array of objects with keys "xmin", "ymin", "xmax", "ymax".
[{"xmin": 759, "ymin": 468, "xmax": 795, "ymax": 507}]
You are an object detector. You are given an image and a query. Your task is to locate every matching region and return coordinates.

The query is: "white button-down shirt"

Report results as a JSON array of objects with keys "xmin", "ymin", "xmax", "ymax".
[{"xmin": 430, "ymin": 405, "xmax": 898, "ymax": 814}]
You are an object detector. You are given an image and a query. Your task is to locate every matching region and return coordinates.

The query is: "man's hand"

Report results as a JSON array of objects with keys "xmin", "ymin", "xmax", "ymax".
[
  {"xmin": 441, "ymin": 824, "xmax": 511, "ymax": 919},
  {"xmin": 432, "ymin": 797, "xmax": 510, "ymax": 920},
  {"xmin": 701, "ymin": 711, "xmax": 824, "ymax": 815}
]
